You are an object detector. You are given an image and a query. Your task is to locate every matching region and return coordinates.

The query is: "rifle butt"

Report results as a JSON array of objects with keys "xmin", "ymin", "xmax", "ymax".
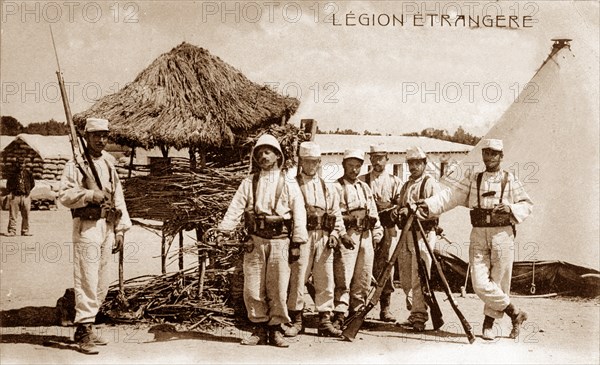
[{"xmin": 341, "ymin": 303, "xmax": 374, "ymax": 341}]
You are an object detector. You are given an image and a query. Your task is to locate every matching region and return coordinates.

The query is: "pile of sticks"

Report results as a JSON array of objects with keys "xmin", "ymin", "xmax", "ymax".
[
  {"xmin": 123, "ymin": 162, "xmax": 247, "ymax": 237},
  {"xmin": 101, "ymin": 243, "xmax": 245, "ymax": 329}
]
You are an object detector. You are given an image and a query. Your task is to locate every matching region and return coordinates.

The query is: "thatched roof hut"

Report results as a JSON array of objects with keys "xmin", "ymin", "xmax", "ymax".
[{"xmin": 74, "ymin": 42, "xmax": 300, "ymax": 151}]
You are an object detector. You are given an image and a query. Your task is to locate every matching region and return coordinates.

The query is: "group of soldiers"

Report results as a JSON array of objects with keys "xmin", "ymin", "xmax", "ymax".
[
  {"xmin": 217, "ymin": 133, "xmax": 533, "ymax": 348},
  {"xmin": 57, "ymin": 119, "xmax": 533, "ymax": 354}
]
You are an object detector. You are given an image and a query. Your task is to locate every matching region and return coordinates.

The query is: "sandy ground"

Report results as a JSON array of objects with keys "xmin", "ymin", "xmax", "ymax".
[{"xmin": 1, "ymin": 208, "xmax": 599, "ymax": 364}]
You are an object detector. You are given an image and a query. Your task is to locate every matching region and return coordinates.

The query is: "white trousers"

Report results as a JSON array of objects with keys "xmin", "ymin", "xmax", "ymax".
[
  {"xmin": 73, "ymin": 218, "xmax": 114, "ymax": 324},
  {"xmin": 288, "ymin": 230, "xmax": 334, "ymax": 312},
  {"xmin": 469, "ymin": 226, "xmax": 514, "ymax": 319}
]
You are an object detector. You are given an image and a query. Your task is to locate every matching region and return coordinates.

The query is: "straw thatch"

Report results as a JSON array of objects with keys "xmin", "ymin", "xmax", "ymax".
[{"xmin": 74, "ymin": 42, "xmax": 300, "ymax": 150}]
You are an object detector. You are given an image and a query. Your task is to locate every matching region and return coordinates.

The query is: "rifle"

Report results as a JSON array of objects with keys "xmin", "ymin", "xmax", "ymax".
[
  {"xmin": 414, "ymin": 218, "xmax": 476, "ymax": 344},
  {"xmin": 49, "ymin": 25, "xmax": 102, "ymax": 191},
  {"xmin": 342, "ymin": 213, "xmax": 415, "ymax": 341},
  {"xmin": 410, "ymin": 226, "xmax": 445, "ymax": 331}
]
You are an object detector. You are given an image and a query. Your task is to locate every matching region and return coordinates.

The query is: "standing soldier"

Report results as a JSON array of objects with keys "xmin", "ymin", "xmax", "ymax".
[
  {"xmin": 396, "ymin": 146, "xmax": 440, "ymax": 332},
  {"xmin": 418, "ymin": 139, "xmax": 532, "ymax": 340},
  {"xmin": 285, "ymin": 141, "xmax": 345, "ymax": 338},
  {"xmin": 361, "ymin": 144, "xmax": 411, "ymax": 322},
  {"xmin": 58, "ymin": 118, "xmax": 131, "ymax": 355},
  {"xmin": 332, "ymin": 149, "xmax": 383, "ymax": 329},
  {"xmin": 5, "ymin": 158, "xmax": 35, "ymax": 236},
  {"xmin": 217, "ymin": 134, "xmax": 307, "ymax": 347}
]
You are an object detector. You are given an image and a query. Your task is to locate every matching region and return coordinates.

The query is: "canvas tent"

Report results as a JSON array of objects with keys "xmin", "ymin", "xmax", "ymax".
[{"xmin": 437, "ymin": 39, "xmax": 599, "ymax": 291}]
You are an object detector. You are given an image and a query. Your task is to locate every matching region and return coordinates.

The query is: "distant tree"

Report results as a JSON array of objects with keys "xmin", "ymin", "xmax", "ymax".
[
  {"xmin": 1, "ymin": 116, "xmax": 24, "ymax": 135},
  {"xmin": 25, "ymin": 119, "xmax": 69, "ymax": 135},
  {"xmin": 452, "ymin": 126, "xmax": 480, "ymax": 145},
  {"xmin": 364, "ymin": 130, "xmax": 382, "ymax": 136},
  {"xmin": 329, "ymin": 128, "xmax": 360, "ymax": 135},
  {"xmin": 402, "ymin": 126, "xmax": 480, "ymax": 146}
]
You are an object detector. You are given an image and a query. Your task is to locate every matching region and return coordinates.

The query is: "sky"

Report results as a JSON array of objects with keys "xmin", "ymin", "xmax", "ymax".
[{"xmin": 1, "ymin": 0, "xmax": 598, "ymax": 136}]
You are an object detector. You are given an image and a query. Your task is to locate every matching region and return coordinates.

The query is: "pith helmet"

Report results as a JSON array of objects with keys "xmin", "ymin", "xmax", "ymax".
[{"xmin": 253, "ymin": 134, "xmax": 284, "ymax": 165}]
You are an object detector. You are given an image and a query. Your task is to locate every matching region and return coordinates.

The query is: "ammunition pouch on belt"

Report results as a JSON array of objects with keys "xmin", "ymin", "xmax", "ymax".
[
  {"xmin": 470, "ymin": 208, "xmax": 512, "ymax": 227},
  {"xmin": 244, "ymin": 211, "xmax": 291, "ymax": 239},
  {"xmin": 72, "ymin": 205, "xmax": 103, "ymax": 220},
  {"xmin": 342, "ymin": 208, "xmax": 377, "ymax": 232},
  {"xmin": 71, "ymin": 204, "xmax": 122, "ymax": 223},
  {"xmin": 378, "ymin": 207, "xmax": 398, "ymax": 228},
  {"xmin": 307, "ymin": 212, "xmax": 337, "ymax": 233},
  {"xmin": 375, "ymin": 201, "xmax": 393, "ymax": 212},
  {"xmin": 397, "ymin": 214, "xmax": 439, "ymax": 232}
]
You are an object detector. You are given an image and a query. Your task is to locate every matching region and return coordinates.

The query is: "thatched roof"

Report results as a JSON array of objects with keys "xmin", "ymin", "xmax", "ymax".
[{"xmin": 74, "ymin": 42, "xmax": 300, "ymax": 150}]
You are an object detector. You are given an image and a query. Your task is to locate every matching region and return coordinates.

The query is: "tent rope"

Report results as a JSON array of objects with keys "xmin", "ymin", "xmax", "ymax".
[{"xmin": 530, "ymin": 261, "xmax": 537, "ymax": 294}]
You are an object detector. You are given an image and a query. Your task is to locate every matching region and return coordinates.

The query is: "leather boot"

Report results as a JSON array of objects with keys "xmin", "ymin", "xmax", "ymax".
[
  {"xmin": 284, "ymin": 310, "xmax": 303, "ymax": 337},
  {"xmin": 482, "ymin": 315, "xmax": 496, "ymax": 341},
  {"xmin": 241, "ymin": 324, "xmax": 268, "ymax": 346},
  {"xmin": 504, "ymin": 303, "xmax": 528, "ymax": 339},
  {"xmin": 74, "ymin": 324, "xmax": 99, "ymax": 355},
  {"xmin": 268, "ymin": 325, "xmax": 289, "ymax": 348},
  {"xmin": 318, "ymin": 312, "xmax": 343, "ymax": 337},
  {"xmin": 379, "ymin": 294, "xmax": 395, "ymax": 322},
  {"xmin": 331, "ymin": 311, "xmax": 345, "ymax": 331}
]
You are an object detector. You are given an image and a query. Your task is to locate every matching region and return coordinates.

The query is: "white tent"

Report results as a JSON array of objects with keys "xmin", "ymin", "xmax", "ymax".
[{"xmin": 440, "ymin": 39, "xmax": 599, "ymax": 270}]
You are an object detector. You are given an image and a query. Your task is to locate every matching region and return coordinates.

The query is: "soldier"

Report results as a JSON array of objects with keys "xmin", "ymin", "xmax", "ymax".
[
  {"xmin": 395, "ymin": 146, "xmax": 441, "ymax": 332},
  {"xmin": 360, "ymin": 144, "xmax": 411, "ymax": 322},
  {"xmin": 5, "ymin": 158, "xmax": 35, "ymax": 236},
  {"xmin": 332, "ymin": 149, "xmax": 384, "ymax": 329},
  {"xmin": 418, "ymin": 139, "xmax": 532, "ymax": 340},
  {"xmin": 58, "ymin": 118, "xmax": 132, "ymax": 355},
  {"xmin": 217, "ymin": 134, "xmax": 307, "ymax": 347},
  {"xmin": 285, "ymin": 141, "xmax": 345, "ymax": 338}
]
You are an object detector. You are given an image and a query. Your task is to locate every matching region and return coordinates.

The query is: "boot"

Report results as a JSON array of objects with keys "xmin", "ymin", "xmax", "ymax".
[
  {"xmin": 504, "ymin": 303, "xmax": 528, "ymax": 339},
  {"xmin": 317, "ymin": 312, "xmax": 343, "ymax": 337},
  {"xmin": 331, "ymin": 311, "xmax": 345, "ymax": 331},
  {"xmin": 74, "ymin": 324, "xmax": 99, "ymax": 355},
  {"xmin": 284, "ymin": 310, "xmax": 303, "ymax": 337},
  {"xmin": 268, "ymin": 325, "xmax": 289, "ymax": 348},
  {"xmin": 482, "ymin": 315, "xmax": 496, "ymax": 341},
  {"xmin": 379, "ymin": 294, "xmax": 395, "ymax": 322},
  {"xmin": 241, "ymin": 324, "xmax": 268, "ymax": 346}
]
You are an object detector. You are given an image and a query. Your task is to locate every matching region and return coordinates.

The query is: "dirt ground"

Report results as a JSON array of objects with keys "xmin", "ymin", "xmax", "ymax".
[{"xmin": 1, "ymin": 208, "xmax": 598, "ymax": 364}]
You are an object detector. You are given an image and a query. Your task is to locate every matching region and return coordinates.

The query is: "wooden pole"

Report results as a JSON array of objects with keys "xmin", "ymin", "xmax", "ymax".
[
  {"xmin": 119, "ymin": 243, "xmax": 124, "ymax": 292},
  {"xmin": 189, "ymin": 146, "xmax": 196, "ymax": 170},
  {"xmin": 196, "ymin": 228, "xmax": 206, "ymax": 301},
  {"xmin": 127, "ymin": 146, "xmax": 135, "ymax": 179},
  {"xmin": 161, "ymin": 230, "xmax": 166, "ymax": 274},
  {"xmin": 178, "ymin": 230, "xmax": 184, "ymax": 271}
]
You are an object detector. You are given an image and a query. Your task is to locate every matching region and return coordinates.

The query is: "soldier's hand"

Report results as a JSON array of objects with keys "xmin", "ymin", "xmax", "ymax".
[
  {"xmin": 415, "ymin": 200, "xmax": 429, "ymax": 220},
  {"xmin": 112, "ymin": 234, "xmax": 124, "ymax": 254},
  {"xmin": 289, "ymin": 241, "xmax": 302, "ymax": 263},
  {"xmin": 327, "ymin": 235, "xmax": 339, "ymax": 249},
  {"xmin": 397, "ymin": 207, "xmax": 409, "ymax": 217},
  {"xmin": 90, "ymin": 189, "xmax": 106, "ymax": 204},
  {"xmin": 493, "ymin": 203, "xmax": 511, "ymax": 214},
  {"xmin": 373, "ymin": 237, "xmax": 382, "ymax": 246},
  {"xmin": 341, "ymin": 234, "xmax": 355, "ymax": 250}
]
